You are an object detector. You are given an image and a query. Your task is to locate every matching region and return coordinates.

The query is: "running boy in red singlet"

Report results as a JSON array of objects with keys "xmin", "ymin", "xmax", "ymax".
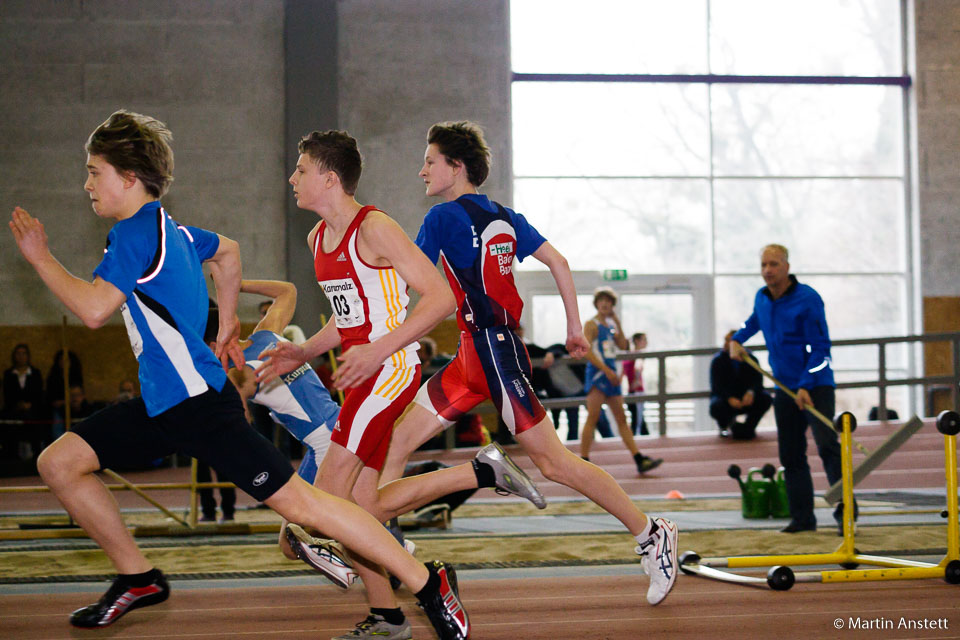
[
  {"xmin": 257, "ymin": 130, "xmax": 538, "ymax": 640},
  {"xmin": 380, "ymin": 121, "xmax": 681, "ymax": 608}
]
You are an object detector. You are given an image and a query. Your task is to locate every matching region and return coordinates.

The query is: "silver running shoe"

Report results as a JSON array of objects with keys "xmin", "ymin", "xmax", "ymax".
[
  {"xmin": 475, "ymin": 442, "xmax": 546, "ymax": 509},
  {"xmin": 285, "ymin": 523, "xmax": 357, "ymax": 589},
  {"xmin": 636, "ymin": 516, "xmax": 679, "ymax": 605},
  {"xmin": 331, "ymin": 614, "xmax": 412, "ymax": 640}
]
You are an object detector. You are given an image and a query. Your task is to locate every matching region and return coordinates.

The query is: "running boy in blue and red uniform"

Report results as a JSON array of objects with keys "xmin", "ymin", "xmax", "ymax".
[
  {"xmin": 8, "ymin": 111, "xmax": 467, "ymax": 639},
  {"xmin": 380, "ymin": 121, "xmax": 680, "ymax": 607}
]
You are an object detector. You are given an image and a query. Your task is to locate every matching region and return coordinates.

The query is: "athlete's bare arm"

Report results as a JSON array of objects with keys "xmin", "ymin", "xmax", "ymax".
[
  {"xmin": 532, "ymin": 241, "xmax": 589, "ymax": 358},
  {"xmin": 608, "ymin": 311, "xmax": 630, "ymax": 351},
  {"xmin": 205, "ymin": 235, "xmax": 245, "ymax": 370},
  {"xmin": 9, "ymin": 206, "xmax": 126, "ymax": 328},
  {"xmin": 581, "ymin": 319, "xmax": 618, "ymax": 384},
  {"xmin": 243, "ymin": 280, "xmax": 297, "ymax": 335},
  {"xmin": 256, "ymin": 318, "xmax": 340, "ymax": 385},
  {"xmin": 332, "ymin": 211, "xmax": 455, "ymax": 389}
]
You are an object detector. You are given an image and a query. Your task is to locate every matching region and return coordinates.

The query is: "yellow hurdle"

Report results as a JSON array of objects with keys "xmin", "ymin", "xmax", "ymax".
[{"xmin": 681, "ymin": 411, "xmax": 960, "ymax": 590}]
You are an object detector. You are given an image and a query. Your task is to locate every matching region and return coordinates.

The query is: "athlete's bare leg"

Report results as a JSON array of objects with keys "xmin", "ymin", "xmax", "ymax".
[
  {"xmin": 607, "ymin": 397, "xmax": 640, "ymax": 457},
  {"xmin": 380, "ymin": 404, "xmax": 447, "ymax": 485},
  {"xmin": 38, "ymin": 433, "xmax": 153, "ymax": 574},
  {"xmin": 265, "ymin": 473, "xmax": 429, "ymax": 592},
  {"xmin": 517, "ymin": 417, "xmax": 648, "ymax": 535},
  {"xmin": 579, "ymin": 388, "xmax": 607, "ymax": 459},
  {"xmin": 311, "ymin": 444, "xmax": 398, "ymax": 609}
]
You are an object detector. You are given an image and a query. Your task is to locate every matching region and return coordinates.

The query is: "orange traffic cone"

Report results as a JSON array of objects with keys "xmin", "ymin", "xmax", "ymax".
[{"xmin": 665, "ymin": 489, "xmax": 685, "ymax": 499}]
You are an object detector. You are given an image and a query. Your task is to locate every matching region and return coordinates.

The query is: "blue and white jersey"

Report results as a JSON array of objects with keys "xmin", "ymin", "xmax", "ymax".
[
  {"xmin": 94, "ymin": 201, "xmax": 225, "ymax": 417},
  {"xmin": 584, "ymin": 318, "xmax": 620, "ymax": 395},
  {"xmin": 243, "ymin": 330, "xmax": 339, "ymax": 451}
]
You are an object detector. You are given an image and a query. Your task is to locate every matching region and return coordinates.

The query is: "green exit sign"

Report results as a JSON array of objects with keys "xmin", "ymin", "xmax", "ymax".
[{"xmin": 603, "ymin": 269, "xmax": 628, "ymax": 281}]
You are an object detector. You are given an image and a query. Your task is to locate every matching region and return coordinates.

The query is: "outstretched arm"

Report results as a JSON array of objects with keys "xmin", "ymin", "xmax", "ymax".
[
  {"xmin": 205, "ymin": 235, "xmax": 244, "ymax": 370},
  {"xmin": 9, "ymin": 206, "xmax": 125, "ymax": 328},
  {"xmin": 532, "ymin": 241, "xmax": 588, "ymax": 357}
]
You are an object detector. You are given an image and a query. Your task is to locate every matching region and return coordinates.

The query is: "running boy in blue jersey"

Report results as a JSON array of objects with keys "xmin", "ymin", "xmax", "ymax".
[
  {"xmin": 579, "ymin": 286, "xmax": 663, "ymax": 471},
  {"xmin": 8, "ymin": 110, "xmax": 468, "ymax": 639},
  {"xmin": 380, "ymin": 121, "xmax": 680, "ymax": 607}
]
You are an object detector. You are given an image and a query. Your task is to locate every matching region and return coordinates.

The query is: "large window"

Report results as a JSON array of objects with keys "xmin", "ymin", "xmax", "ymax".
[{"xmin": 511, "ymin": 0, "xmax": 913, "ymax": 424}]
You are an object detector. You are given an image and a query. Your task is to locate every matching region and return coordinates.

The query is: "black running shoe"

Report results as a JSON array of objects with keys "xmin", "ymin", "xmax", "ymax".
[
  {"xmin": 70, "ymin": 571, "xmax": 169, "ymax": 628},
  {"xmin": 636, "ymin": 455, "xmax": 663, "ymax": 474},
  {"xmin": 417, "ymin": 561, "xmax": 470, "ymax": 640}
]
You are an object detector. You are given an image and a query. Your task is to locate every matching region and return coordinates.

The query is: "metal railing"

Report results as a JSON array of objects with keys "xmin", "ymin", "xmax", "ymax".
[{"xmin": 538, "ymin": 332, "xmax": 960, "ymax": 436}]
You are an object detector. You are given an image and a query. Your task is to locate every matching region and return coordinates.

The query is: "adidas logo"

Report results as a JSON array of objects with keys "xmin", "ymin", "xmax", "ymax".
[{"xmin": 336, "ymin": 252, "xmax": 347, "ymax": 262}]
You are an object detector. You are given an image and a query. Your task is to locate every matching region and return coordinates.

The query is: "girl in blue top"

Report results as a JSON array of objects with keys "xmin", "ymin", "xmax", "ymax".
[{"xmin": 580, "ymin": 287, "xmax": 663, "ymax": 474}]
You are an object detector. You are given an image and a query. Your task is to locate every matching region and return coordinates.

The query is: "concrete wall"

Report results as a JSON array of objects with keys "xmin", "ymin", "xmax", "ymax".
[
  {"xmin": 915, "ymin": 0, "xmax": 960, "ymax": 298},
  {"xmin": 338, "ymin": 0, "xmax": 512, "ymax": 237},
  {"xmin": 0, "ymin": 0, "xmax": 287, "ymax": 326}
]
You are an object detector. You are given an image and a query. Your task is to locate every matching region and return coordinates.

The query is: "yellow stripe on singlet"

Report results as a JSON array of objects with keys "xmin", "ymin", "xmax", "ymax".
[
  {"xmin": 382, "ymin": 365, "xmax": 414, "ymax": 400},
  {"xmin": 374, "ymin": 366, "xmax": 402, "ymax": 397},
  {"xmin": 379, "ymin": 269, "xmax": 401, "ymax": 331}
]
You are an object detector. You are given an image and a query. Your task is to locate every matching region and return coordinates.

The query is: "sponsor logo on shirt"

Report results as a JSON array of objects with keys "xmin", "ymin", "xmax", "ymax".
[
  {"xmin": 281, "ymin": 363, "xmax": 310, "ymax": 385},
  {"xmin": 490, "ymin": 242, "xmax": 514, "ymax": 275},
  {"xmin": 512, "ymin": 378, "xmax": 525, "ymax": 398},
  {"xmin": 336, "ymin": 251, "xmax": 347, "ymax": 262},
  {"xmin": 253, "ymin": 471, "xmax": 269, "ymax": 486},
  {"xmin": 322, "ymin": 280, "xmax": 356, "ymax": 294}
]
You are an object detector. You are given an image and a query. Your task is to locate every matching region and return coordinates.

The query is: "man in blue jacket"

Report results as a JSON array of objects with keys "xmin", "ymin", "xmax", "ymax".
[{"xmin": 730, "ymin": 244, "xmax": 848, "ymax": 534}]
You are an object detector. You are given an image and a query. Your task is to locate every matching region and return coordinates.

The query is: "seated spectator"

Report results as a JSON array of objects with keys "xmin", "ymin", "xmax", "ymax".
[
  {"xmin": 112, "ymin": 378, "xmax": 138, "ymax": 404},
  {"xmin": 2, "ymin": 343, "xmax": 46, "ymax": 460},
  {"xmin": 709, "ymin": 330, "xmax": 772, "ymax": 440},
  {"xmin": 417, "ymin": 336, "xmax": 452, "ymax": 378},
  {"xmin": 69, "ymin": 385, "xmax": 105, "ymax": 421},
  {"xmin": 621, "ymin": 332, "xmax": 649, "ymax": 435},
  {"xmin": 868, "ymin": 406, "xmax": 899, "ymax": 421}
]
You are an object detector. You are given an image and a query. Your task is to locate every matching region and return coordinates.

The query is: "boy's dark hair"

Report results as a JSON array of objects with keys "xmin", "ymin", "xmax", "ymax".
[
  {"xmin": 632, "ymin": 332, "xmax": 646, "ymax": 342},
  {"xmin": 298, "ymin": 130, "xmax": 363, "ymax": 195},
  {"xmin": 427, "ymin": 121, "xmax": 491, "ymax": 187},
  {"xmin": 85, "ymin": 110, "xmax": 174, "ymax": 198}
]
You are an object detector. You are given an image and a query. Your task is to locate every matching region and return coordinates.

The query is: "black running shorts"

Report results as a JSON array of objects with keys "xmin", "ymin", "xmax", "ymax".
[{"xmin": 71, "ymin": 381, "xmax": 294, "ymax": 501}]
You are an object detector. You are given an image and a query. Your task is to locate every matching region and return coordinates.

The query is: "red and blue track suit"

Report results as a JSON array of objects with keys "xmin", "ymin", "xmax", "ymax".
[{"xmin": 413, "ymin": 194, "xmax": 548, "ymax": 434}]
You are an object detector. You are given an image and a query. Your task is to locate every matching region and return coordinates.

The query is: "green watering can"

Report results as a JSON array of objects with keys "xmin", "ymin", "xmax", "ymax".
[
  {"xmin": 728, "ymin": 464, "xmax": 771, "ymax": 519},
  {"xmin": 764, "ymin": 464, "xmax": 790, "ymax": 518}
]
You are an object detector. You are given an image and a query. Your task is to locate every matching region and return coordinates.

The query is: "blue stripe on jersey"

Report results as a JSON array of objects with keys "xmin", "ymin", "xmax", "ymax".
[
  {"xmin": 94, "ymin": 201, "xmax": 225, "ymax": 416},
  {"xmin": 243, "ymin": 330, "xmax": 339, "ymax": 442}
]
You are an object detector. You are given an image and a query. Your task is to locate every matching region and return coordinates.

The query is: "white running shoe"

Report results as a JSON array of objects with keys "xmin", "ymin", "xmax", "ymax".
[
  {"xmin": 285, "ymin": 523, "xmax": 357, "ymax": 589},
  {"xmin": 331, "ymin": 614, "xmax": 412, "ymax": 640},
  {"xmin": 476, "ymin": 442, "xmax": 547, "ymax": 509},
  {"xmin": 636, "ymin": 517, "xmax": 679, "ymax": 605}
]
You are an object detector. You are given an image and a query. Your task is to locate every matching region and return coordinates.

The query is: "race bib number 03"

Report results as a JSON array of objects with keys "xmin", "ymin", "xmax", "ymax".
[{"xmin": 319, "ymin": 278, "xmax": 365, "ymax": 328}]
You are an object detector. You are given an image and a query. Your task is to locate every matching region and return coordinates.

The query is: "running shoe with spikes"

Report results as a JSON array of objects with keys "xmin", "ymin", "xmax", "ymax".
[
  {"xmin": 417, "ymin": 561, "xmax": 470, "ymax": 640},
  {"xmin": 331, "ymin": 614, "xmax": 412, "ymax": 640},
  {"xmin": 285, "ymin": 523, "xmax": 357, "ymax": 589},
  {"xmin": 69, "ymin": 571, "xmax": 169, "ymax": 628},
  {"xmin": 475, "ymin": 442, "xmax": 546, "ymax": 509},
  {"xmin": 636, "ymin": 517, "xmax": 679, "ymax": 605}
]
